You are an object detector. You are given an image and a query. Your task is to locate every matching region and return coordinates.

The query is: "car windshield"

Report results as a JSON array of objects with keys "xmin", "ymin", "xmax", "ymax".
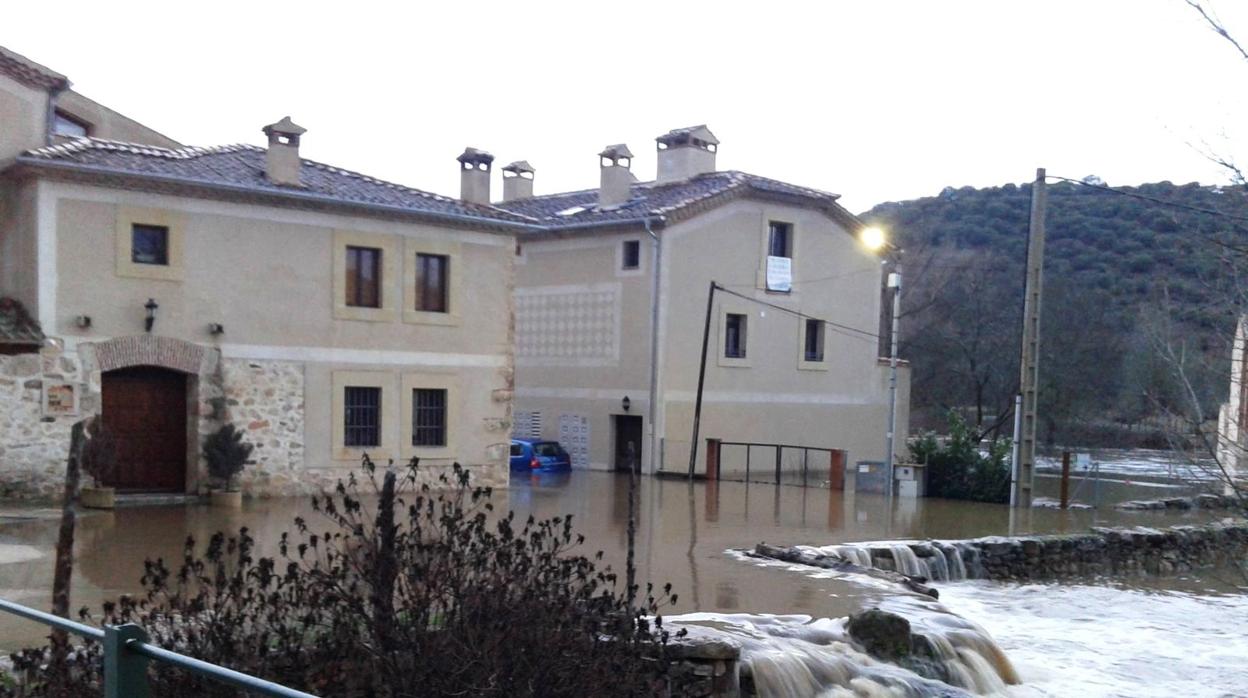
[
  {"xmin": 509, "ymin": 444, "xmax": 522, "ymax": 456},
  {"xmin": 532, "ymin": 442, "xmax": 563, "ymax": 457}
]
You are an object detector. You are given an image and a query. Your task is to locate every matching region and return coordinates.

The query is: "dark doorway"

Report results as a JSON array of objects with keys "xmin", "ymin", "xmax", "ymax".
[
  {"xmin": 101, "ymin": 366, "xmax": 188, "ymax": 492},
  {"xmin": 612, "ymin": 415, "xmax": 643, "ymax": 473}
]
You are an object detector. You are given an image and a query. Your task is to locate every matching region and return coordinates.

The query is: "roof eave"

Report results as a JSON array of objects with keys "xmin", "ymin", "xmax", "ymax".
[{"xmin": 8, "ymin": 158, "xmax": 542, "ymax": 234}]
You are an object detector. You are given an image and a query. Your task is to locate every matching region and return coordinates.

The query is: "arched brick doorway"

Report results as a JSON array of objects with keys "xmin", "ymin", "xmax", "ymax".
[
  {"xmin": 100, "ymin": 366, "xmax": 188, "ymax": 492},
  {"xmin": 80, "ymin": 335, "xmax": 222, "ymax": 494}
]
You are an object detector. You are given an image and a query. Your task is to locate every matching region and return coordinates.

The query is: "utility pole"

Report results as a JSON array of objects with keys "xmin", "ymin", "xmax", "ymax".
[
  {"xmin": 688, "ymin": 281, "xmax": 718, "ymax": 478},
  {"xmin": 1013, "ymin": 168, "xmax": 1047, "ymax": 508},
  {"xmin": 884, "ymin": 265, "xmax": 902, "ymax": 500}
]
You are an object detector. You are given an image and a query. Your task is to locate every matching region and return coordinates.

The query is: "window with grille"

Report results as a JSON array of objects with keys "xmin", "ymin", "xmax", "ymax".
[
  {"xmin": 414, "ymin": 253, "xmax": 449, "ymax": 313},
  {"xmin": 768, "ymin": 221, "xmax": 792, "ymax": 258},
  {"xmin": 345, "ymin": 246, "xmax": 382, "ymax": 308},
  {"xmin": 622, "ymin": 240, "xmax": 640, "ymax": 269},
  {"xmin": 805, "ymin": 318, "xmax": 825, "ymax": 362},
  {"xmin": 131, "ymin": 224, "xmax": 169, "ymax": 265},
  {"xmin": 344, "ymin": 386, "xmax": 381, "ymax": 447},
  {"xmin": 412, "ymin": 388, "xmax": 447, "ymax": 447},
  {"xmin": 725, "ymin": 313, "xmax": 747, "ymax": 358}
]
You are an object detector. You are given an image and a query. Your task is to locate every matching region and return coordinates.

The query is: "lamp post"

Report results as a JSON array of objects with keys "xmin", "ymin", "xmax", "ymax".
[
  {"xmin": 884, "ymin": 266, "xmax": 901, "ymax": 501},
  {"xmin": 860, "ymin": 227, "xmax": 900, "ymax": 500}
]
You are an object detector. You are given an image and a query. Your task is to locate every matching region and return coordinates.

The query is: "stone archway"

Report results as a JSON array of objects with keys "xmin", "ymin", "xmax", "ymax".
[{"xmin": 79, "ymin": 335, "xmax": 223, "ymax": 494}]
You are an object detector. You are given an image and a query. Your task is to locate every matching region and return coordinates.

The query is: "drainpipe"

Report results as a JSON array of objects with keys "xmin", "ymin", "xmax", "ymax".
[{"xmin": 645, "ymin": 215, "xmax": 664, "ymax": 474}]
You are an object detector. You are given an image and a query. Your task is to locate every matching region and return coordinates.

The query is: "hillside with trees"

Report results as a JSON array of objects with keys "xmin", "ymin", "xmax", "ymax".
[{"xmin": 860, "ymin": 178, "xmax": 1248, "ymax": 447}]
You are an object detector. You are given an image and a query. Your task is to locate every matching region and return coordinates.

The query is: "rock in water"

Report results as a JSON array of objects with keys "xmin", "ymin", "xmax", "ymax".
[{"xmin": 846, "ymin": 608, "xmax": 912, "ymax": 660}]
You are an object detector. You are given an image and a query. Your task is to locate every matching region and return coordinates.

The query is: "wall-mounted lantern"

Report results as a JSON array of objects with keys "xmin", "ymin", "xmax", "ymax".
[
  {"xmin": 74, "ymin": 315, "xmax": 91, "ymax": 329},
  {"xmin": 143, "ymin": 298, "xmax": 159, "ymax": 333},
  {"xmin": 208, "ymin": 322, "xmax": 225, "ymax": 335},
  {"xmin": 621, "ymin": 395, "xmax": 631, "ymax": 412}
]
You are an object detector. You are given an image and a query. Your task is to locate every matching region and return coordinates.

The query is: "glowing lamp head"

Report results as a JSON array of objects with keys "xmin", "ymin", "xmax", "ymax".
[{"xmin": 860, "ymin": 226, "xmax": 886, "ymax": 251}]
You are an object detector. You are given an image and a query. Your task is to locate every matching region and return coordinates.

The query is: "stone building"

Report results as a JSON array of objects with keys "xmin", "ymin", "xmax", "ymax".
[
  {"xmin": 498, "ymin": 125, "xmax": 909, "ymax": 475},
  {"xmin": 0, "ymin": 45, "xmax": 520, "ymax": 498}
]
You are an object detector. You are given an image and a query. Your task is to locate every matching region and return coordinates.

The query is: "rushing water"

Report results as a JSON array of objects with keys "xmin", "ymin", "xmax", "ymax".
[{"xmin": 0, "ymin": 471, "xmax": 1240, "ymax": 695}]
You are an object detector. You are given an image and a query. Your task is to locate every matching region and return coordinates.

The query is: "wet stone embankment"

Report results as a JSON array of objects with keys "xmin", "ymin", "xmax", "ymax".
[{"xmin": 755, "ymin": 521, "xmax": 1248, "ymax": 584}]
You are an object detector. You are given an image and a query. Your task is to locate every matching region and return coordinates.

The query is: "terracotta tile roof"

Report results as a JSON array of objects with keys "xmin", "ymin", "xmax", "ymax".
[
  {"xmin": 0, "ymin": 45, "xmax": 68, "ymax": 91},
  {"xmin": 0, "ymin": 297, "xmax": 43, "ymax": 345},
  {"xmin": 14, "ymin": 138, "xmax": 857, "ymax": 233},
  {"xmin": 17, "ymin": 138, "xmax": 536, "ymax": 225},
  {"xmin": 495, "ymin": 170, "xmax": 852, "ymax": 230}
]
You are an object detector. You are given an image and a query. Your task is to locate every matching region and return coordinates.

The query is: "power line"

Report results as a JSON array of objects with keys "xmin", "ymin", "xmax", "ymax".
[
  {"xmin": 713, "ymin": 284, "xmax": 881, "ymax": 342},
  {"xmin": 1047, "ymin": 175, "xmax": 1248, "ymax": 225}
]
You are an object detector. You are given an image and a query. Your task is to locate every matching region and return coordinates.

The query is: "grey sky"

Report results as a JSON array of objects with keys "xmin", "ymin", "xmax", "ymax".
[{"xmin": 5, "ymin": 0, "xmax": 1247, "ymax": 212}]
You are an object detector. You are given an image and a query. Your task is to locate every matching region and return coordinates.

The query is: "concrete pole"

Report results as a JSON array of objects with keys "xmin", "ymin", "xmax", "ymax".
[
  {"xmin": 1014, "ymin": 168, "xmax": 1048, "ymax": 508},
  {"xmin": 885, "ymin": 267, "xmax": 902, "ymax": 501},
  {"xmin": 645, "ymin": 217, "xmax": 662, "ymax": 474}
]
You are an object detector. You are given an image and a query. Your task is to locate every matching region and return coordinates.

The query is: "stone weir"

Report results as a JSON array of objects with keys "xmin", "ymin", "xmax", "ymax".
[{"xmin": 753, "ymin": 521, "xmax": 1248, "ymax": 584}]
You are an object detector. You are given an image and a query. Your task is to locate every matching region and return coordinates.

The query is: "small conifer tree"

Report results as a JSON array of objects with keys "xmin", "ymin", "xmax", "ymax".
[{"xmin": 202, "ymin": 423, "xmax": 253, "ymax": 491}]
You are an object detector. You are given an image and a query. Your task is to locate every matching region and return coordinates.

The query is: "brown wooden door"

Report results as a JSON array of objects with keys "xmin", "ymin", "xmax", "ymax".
[{"xmin": 101, "ymin": 367, "xmax": 188, "ymax": 492}]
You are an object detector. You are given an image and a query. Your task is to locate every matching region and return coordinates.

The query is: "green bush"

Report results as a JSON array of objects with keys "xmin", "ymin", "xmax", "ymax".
[
  {"xmin": 201, "ymin": 423, "xmax": 253, "ymax": 490},
  {"xmin": 908, "ymin": 413, "xmax": 1012, "ymax": 503}
]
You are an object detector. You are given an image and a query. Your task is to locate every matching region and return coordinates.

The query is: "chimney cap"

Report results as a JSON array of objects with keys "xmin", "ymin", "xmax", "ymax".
[
  {"xmin": 457, "ymin": 147, "xmax": 495, "ymax": 167},
  {"xmin": 262, "ymin": 116, "xmax": 307, "ymax": 138},
  {"xmin": 599, "ymin": 144, "xmax": 634, "ymax": 160},
  {"xmin": 656, "ymin": 124, "xmax": 719, "ymax": 148},
  {"xmin": 502, "ymin": 160, "xmax": 536, "ymax": 176}
]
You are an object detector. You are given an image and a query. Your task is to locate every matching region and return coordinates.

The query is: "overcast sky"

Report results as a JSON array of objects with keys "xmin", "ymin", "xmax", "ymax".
[{"xmin": 5, "ymin": 1, "xmax": 1248, "ymax": 212}]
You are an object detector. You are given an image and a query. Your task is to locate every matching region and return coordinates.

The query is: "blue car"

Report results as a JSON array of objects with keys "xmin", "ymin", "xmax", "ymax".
[{"xmin": 510, "ymin": 439, "xmax": 572, "ymax": 472}]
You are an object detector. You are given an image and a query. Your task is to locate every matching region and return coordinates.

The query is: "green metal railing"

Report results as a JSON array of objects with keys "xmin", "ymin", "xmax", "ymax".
[{"xmin": 0, "ymin": 598, "xmax": 319, "ymax": 697}]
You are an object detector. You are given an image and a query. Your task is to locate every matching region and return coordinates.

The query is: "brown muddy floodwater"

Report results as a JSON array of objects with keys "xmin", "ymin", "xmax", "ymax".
[{"xmin": 0, "ymin": 471, "xmax": 1243, "ymax": 696}]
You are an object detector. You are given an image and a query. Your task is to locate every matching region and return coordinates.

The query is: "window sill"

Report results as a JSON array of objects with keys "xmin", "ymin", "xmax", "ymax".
[
  {"xmin": 400, "ymin": 444, "xmax": 455, "ymax": 461},
  {"xmin": 334, "ymin": 304, "xmax": 398, "ymax": 323},
  {"xmin": 333, "ymin": 447, "xmax": 394, "ymax": 462},
  {"xmin": 403, "ymin": 309, "xmax": 460, "ymax": 326},
  {"xmin": 717, "ymin": 355, "xmax": 751, "ymax": 368},
  {"xmin": 798, "ymin": 360, "xmax": 829, "ymax": 371}
]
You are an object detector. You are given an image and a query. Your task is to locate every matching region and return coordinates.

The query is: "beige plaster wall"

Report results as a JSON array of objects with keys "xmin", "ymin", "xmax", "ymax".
[
  {"xmin": 0, "ymin": 72, "xmax": 47, "ymax": 166},
  {"xmin": 0, "ymin": 179, "xmax": 40, "ymax": 313},
  {"xmin": 513, "ymin": 197, "xmax": 910, "ymax": 475},
  {"xmin": 42, "ymin": 182, "xmax": 513, "ymax": 489},
  {"xmin": 56, "ymin": 90, "xmax": 180, "ymax": 148}
]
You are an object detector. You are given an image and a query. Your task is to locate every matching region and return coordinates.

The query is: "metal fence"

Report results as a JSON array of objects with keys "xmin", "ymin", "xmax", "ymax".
[
  {"xmin": 0, "ymin": 597, "xmax": 318, "ymax": 698},
  {"xmin": 715, "ymin": 441, "xmax": 839, "ymax": 486}
]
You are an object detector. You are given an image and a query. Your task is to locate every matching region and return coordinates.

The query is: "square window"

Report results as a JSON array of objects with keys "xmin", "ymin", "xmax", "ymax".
[
  {"xmin": 344, "ymin": 386, "xmax": 382, "ymax": 447},
  {"xmin": 805, "ymin": 318, "xmax": 825, "ymax": 362},
  {"xmin": 725, "ymin": 313, "xmax": 747, "ymax": 358},
  {"xmin": 415, "ymin": 253, "xmax": 449, "ymax": 313},
  {"xmin": 412, "ymin": 388, "xmax": 447, "ymax": 447},
  {"xmin": 53, "ymin": 111, "xmax": 89, "ymax": 138},
  {"xmin": 346, "ymin": 246, "xmax": 382, "ymax": 308},
  {"xmin": 131, "ymin": 224, "xmax": 169, "ymax": 265},
  {"xmin": 768, "ymin": 221, "xmax": 792, "ymax": 259},
  {"xmin": 622, "ymin": 240, "xmax": 641, "ymax": 269}
]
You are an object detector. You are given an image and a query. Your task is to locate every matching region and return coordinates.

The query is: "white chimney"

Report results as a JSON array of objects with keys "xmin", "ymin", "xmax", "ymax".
[
  {"xmin": 656, "ymin": 125, "xmax": 719, "ymax": 183},
  {"xmin": 457, "ymin": 147, "xmax": 494, "ymax": 204},
  {"xmin": 501, "ymin": 160, "xmax": 535, "ymax": 202},
  {"xmin": 261, "ymin": 116, "xmax": 307, "ymax": 187},
  {"xmin": 599, "ymin": 144, "xmax": 634, "ymax": 206}
]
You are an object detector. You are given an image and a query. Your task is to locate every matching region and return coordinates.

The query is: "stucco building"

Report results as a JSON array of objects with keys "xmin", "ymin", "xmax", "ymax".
[
  {"xmin": 499, "ymin": 126, "xmax": 909, "ymax": 476},
  {"xmin": 0, "ymin": 45, "xmax": 518, "ymax": 498}
]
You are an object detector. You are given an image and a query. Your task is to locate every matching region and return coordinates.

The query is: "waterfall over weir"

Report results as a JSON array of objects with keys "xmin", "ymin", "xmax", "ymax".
[
  {"xmin": 670, "ymin": 611, "xmax": 1019, "ymax": 697},
  {"xmin": 830, "ymin": 542, "xmax": 981, "ymax": 582}
]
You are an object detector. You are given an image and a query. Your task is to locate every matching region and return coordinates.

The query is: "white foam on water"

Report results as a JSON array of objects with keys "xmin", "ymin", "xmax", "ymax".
[{"xmin": 937, "ymin": 580, "xmax": 1248, "ymax": 697}]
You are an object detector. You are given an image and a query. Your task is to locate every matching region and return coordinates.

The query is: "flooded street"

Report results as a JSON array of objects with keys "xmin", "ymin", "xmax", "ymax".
[{"xmin": 0, "ymin": 470, "xmax": 1242, "ymax": 695}]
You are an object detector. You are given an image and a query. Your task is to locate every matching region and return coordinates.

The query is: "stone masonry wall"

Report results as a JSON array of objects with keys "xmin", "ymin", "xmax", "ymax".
[
  {"xmin": 0, "ymin": 349, "xmax": 87, "ymax": 499},
  {"xmin": 219, "ymin": 358, "xmax": 308, "ymax": 498}
]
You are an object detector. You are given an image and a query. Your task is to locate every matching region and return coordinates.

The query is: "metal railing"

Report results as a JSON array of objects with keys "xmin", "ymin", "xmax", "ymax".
[
  {"xmin": 0, "ymin": 598, "xmax": 319, "ymax": 698},
  {"xmin": 716, "ymin": 441, "xmax": 837, "ymax": 486}
]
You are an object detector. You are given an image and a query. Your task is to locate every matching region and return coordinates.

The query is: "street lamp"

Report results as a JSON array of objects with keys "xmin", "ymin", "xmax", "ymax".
[{"xmin": 861, "ymin": 226, "xmax": 901, "ymax": 501}]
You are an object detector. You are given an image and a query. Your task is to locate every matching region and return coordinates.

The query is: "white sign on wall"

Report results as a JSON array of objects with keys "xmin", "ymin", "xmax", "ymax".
[
  {"xmin": 766, "ymin": 255, "xmax": 792, "ymax": 292},
  {"xmin": 558, "ymin": 413, "xmax": 590, "ymax": 469}
]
